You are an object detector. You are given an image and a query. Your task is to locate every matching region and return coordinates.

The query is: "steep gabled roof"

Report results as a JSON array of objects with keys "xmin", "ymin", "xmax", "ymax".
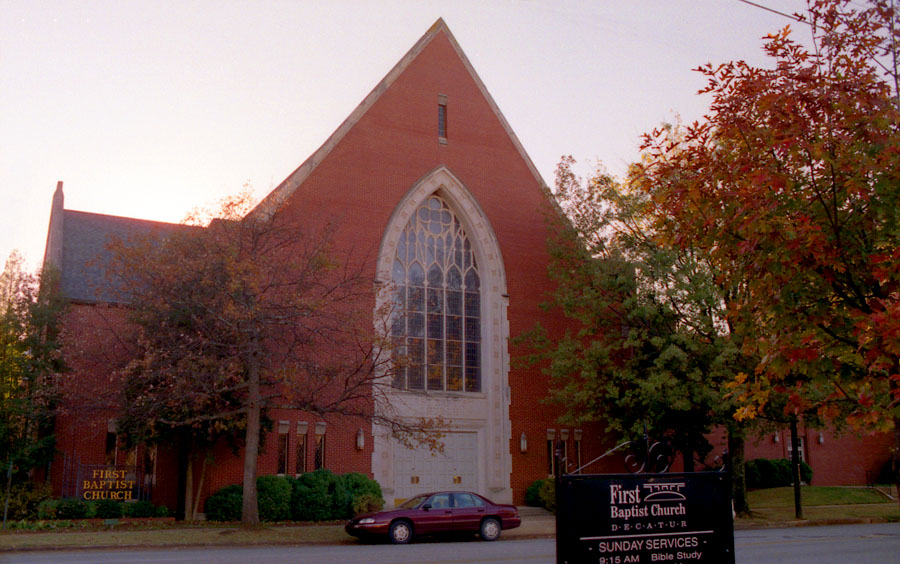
[
  {"xmin": 43, "ymin": 183, "xmax": 192, "ymax": 304},
  {"xmin": 251, "ymin": 17, "xmax": 546, "ymax": 218}
]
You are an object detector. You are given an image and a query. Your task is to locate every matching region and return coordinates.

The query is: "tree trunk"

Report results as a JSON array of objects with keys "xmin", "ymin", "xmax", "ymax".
[
  {"xmin": 191, "ymin": 455, "xmax": 208, "ymax": 521},
  {"xmin": 728, "ymin": 430, "xmax": 749, "ymax": 515},
  {"xmin": 894, "ymin": 414, "xmax": 900, "ymax": 512},
  {"xmin": 241, "ymin": 363, "xmax": 261, "ymax": 525},
  {"xmin": 183, "ymin": 455, "xmax": 193, "ymax": 521},
  {"xmin": 681, "ymin": 447, "xmax": 695, "ymax": 473},
  {"xmin": 175, "ymin": 432, "xmax": 188, "ymax": 521},
  {"xmin": 789, "ymin": 418, "xmax": 803, "ymax": 520}
]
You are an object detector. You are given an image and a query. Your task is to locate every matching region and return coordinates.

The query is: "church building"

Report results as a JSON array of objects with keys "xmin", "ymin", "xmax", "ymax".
[
  {"xmin": 42, "ymin": 19, "xmax": 892, "ymax": 515},
  {"xmin": 43, "ymin": 19, "xmax": 608, "ymax": 512}
]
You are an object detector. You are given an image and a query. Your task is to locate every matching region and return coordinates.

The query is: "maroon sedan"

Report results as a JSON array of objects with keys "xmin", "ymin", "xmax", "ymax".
[{"xmin": 345, "ymin": 491, "xmax": 521, "ymax": 544}]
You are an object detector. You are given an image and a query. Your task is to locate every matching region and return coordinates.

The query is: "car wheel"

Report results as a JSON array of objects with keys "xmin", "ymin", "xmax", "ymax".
[
  {"xmin": 389, "ymin": 520, "xmax": 413, "ymax": 544},
  {"xmin": 480, "ymin": 517, "xmax": 501, "ymax": 541}
]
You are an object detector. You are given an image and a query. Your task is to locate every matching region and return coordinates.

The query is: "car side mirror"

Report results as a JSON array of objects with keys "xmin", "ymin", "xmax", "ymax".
[{"xmin": 422, "ymin": 504, "xmax": 432, "ymax": 511}]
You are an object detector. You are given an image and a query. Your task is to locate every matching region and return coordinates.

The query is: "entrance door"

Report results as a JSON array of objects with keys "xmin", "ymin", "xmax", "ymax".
[{"xmin": 393, "ymin": 432, "xmax": 478, "ymax": 504}]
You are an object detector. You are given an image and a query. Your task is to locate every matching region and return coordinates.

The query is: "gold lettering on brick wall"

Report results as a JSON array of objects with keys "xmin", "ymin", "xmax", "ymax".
[{"xmin": 81, "ymin": 468, "xmax": 137, "ymax": 501}]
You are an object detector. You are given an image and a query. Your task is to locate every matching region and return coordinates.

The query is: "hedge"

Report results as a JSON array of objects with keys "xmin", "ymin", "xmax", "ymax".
[
  {"xmin": 524, "ymin": 478, "xmax": 555, "ymax": 513},
  {"xmin": 746, "ymin": 457, "xmax": 813, "ymax": 489},
  {"xmin": 204, "ymin": 484, "xmax": 243, "ymax": 522},
  {"xmin": 0, "ymin": 482, "xmax": 52, "ymax": 521},
  {"xmin": 525, "ymin": 478, "xmax": 549, "ymax": 507},
  {"xmin": 34, "ymin": 498, "xmax": 169, "ymax": 520},
  {"xmin": 205, "ymin": 471, "xmax": 384, "ymax": 522},
  {"xmin": 257, "ymin": 475, "xmax": 292, "ymax": 521},
  {"xmin": 289, "ymin": 469, "xmax": 351, "ymax": 521}
]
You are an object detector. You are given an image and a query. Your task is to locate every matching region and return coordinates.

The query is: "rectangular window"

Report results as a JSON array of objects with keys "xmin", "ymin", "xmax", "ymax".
[
  {"xmin": 438, "ymin": 94, "xmax": 448, "ymax": 141},
  {"xmin": 546, "ymin": 429, "xmax": 556, "ymax": 477},
  {"xmin": 143, "ymin": 445, "xmax": 157, "ymax": 488},
  {"xmin": 277, "ymin": 421, "xmax": 289, "ymax": 475},
  {"xmin": 787, "ymin": 436, "xmax": 806, "ymax": 463},
  {"xmin": 314, "ymin": 422, "xmax": 326, "ymax": 470},
  {"xmin": 105, "ymin": 419, "xmax": 118, "ymax": 466},
  {"xmin": 296, "ymin": 422, "xmax": 308, "ymax": 474},
  {"xmin": 574, "ymin": 429, "xmax": 583, "ymax": 474}
]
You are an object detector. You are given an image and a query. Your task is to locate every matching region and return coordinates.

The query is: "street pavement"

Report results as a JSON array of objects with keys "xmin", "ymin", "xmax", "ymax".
[{"xmin": 1, "ymin": 524, "xmax": 897, "ymax": 564}]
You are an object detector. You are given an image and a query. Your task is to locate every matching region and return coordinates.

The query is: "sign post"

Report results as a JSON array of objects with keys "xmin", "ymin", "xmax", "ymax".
[{"xmin": 556, "ymin": 472, "xmax": 734, "ymax": 564}]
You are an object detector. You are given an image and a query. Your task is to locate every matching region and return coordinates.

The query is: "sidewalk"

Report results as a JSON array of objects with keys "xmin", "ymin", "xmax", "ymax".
[
  {"xmin": 0, "ymin": 504, "xmax": 895, "ymax": 552},
  {"xmin": 509, "ymin": 504, "xmax": 899, "ymax": 537},
  {"xmin": 505, "ymin": 506, "xmax": 556, "ymax": 539}
]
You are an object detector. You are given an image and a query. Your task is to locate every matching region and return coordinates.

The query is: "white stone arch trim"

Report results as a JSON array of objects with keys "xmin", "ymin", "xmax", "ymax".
[
  {"xmin": 376, "ymin": 166, "xmax": 507, "ymax": 296},
  {"xmin": 373, "ymin": 165, "xmax": 513, "ymax": 503}
]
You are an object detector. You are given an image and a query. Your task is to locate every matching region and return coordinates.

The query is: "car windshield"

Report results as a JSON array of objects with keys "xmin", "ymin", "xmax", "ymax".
[{"xmin": 397, "ymin": 494, "xmax": 430, "ymax": 509}]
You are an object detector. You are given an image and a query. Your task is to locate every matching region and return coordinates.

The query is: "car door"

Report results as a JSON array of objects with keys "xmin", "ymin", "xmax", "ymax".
[
  {"xmin": 451, "ymin": 492, "xmax": 486, "ymax": 532},
  {"xmin": 415, "ymin": 493, "xmax": 454, "ymax": 534}
]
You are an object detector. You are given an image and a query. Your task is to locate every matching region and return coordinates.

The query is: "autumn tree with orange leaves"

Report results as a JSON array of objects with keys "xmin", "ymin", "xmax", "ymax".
[
  {"xmin": 108, "ymin": 192, "xmax": 432, "ymax": 525},
  {"xmin": 634, "ymin": 0, "xmax": 900, "ymax": 458}
]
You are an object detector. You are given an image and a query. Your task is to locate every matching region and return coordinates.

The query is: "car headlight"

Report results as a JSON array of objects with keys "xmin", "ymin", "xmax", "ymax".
[{"xmin": 358, "ymin": 517, "xmax": 376, "ymax": 524}]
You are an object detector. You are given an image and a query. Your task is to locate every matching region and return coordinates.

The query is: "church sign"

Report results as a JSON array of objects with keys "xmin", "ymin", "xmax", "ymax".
[
  {"xmin": 556, "ymin": 472, "xmax": 734, "ymax": 564},
  {"xmin": 77, "ymin": 465, "xmax": 143, "ymax": 501}
]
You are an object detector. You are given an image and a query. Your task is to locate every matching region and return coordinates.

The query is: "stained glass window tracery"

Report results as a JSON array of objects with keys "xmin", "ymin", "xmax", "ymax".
[{"xmin": 391, "ymin": 195, "xmax": 481, "ymax": 393}]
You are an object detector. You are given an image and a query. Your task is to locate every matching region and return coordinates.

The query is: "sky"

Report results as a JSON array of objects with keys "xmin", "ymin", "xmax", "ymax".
[{"xmin": 1, "ymin": 0, "xmax": 813, "ymax": 272}]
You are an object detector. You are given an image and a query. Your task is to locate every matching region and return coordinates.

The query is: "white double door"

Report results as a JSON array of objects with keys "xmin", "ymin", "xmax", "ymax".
[{"xmin": 392, "ymin": 431, "xmax": 478, "ymax": 504}]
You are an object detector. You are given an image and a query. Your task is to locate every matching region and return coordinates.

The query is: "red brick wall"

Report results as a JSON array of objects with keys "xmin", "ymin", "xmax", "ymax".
[
  {"xmin": 51, "ymin": 304, "xmax": 131, "ymax": 496},
  {"xmin": 199, "ymin": 410, "xmax": 374, "ymax": 512},
  {"xmin": 50, "ymin": 302, "xmax": 377, "ymax": 510},
  {"xmin": 744, "ymin": 427, "xmax": 893, "ymax": 486},
  {"xmin": 270, "ymin": 30, "xmax": 577, "ymax": 504}
]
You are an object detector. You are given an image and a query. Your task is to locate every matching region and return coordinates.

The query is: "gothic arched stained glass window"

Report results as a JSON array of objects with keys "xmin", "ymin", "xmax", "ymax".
[{"xmin": 391, "ymin": 195, "xmax": 481, "ymax": 393}]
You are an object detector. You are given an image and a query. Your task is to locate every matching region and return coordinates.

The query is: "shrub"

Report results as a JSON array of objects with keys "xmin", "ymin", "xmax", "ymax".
[
  {"xmin": 746, "ymin": 458, "xmax": 813, "ymax": 488},
  {"xmin": 745, "ymin": 458, "xmax": 762, "ymax": 489},
  {"xmin": 128, "ymin": 500, "xmax": 158, "ymax": 518},
  {"xmin": 257, "ymin": 475, "xmax": 292, "ymax": 522},
  {"xmin": 154, "ymin": 504, "xmax": 170, "ymax": 517},
  {"xmin": 36, "ymin": 498, "xmax": 59, "ymax": 520},
  {"xmin": 205, "ymin": 484, "xmax": 243, "ymax": 522},
  {"xmin": 538, "ymin": 479, "xmax": 556, "ymax": 513},
  {"xmin": 94, "ymin": 499, "xmax": 123, "ymax": 519},
  {"xmin": 351, "ymin": 493, "xmax": 384, "ymax": 516},
  {"xmin": 525, "ymin": 478, "xmax": 549, "ymax": 507},
  {"xmin": 206, "ymin": 471, "xmax": 378, "ymax": 523},
  {"xmin": 0, "ymin": 482, "xmax": 52, "ymax": 521},
  {"xmin": 290, "ymin": 469, "xmax": 349, "ymax": 521},
  {"xmin": 56, "ymin": 498, "xmax": 88, "ymax": 520},
  {"xmin": 339, "ymin": 473, "xmax": 384, "ymax": 517},
  {"xmin": 799, "ymin": 460, "xmax": 813, "ymax": 485}
]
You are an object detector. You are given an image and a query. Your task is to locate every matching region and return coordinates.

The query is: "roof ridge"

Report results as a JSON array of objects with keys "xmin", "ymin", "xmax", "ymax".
[{"xmin": 249, "ymin": 17, "xmax": 546, "ymax": 219}]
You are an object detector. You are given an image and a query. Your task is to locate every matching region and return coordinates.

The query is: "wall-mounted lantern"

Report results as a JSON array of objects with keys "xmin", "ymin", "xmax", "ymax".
[
  {"xmin": 356, "ymin": 429, "xmax": 365, "ymax": 451},
  {"xmin": 817, "ymin": 432, "xmax": 825, "ymax": 444},
  {"xmin": 520, "ymin": 432, "xmax": 527, "ymax": 453},
  {"xmin": 773, "ymin": 433, "xmax": 780, "ymax": 443}
]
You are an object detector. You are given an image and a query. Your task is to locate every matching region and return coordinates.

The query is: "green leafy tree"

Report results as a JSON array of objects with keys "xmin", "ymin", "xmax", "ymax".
[
  {"xmin": 0, "ymin": 251, "xmax": 64, "ymax": 484},
  {"xmin": 526, "ymin": 158, "xmax": 752, "ymax": 511}
]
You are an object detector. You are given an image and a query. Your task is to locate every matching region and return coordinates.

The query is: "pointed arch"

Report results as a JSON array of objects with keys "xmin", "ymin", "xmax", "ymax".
[
  {"xmin": 373, "ymin": 166, "xmax": 513, "ymax": 504},
  {"xmin": 377, "ymin": 166, "xmax": 507, "ymax": 298}
]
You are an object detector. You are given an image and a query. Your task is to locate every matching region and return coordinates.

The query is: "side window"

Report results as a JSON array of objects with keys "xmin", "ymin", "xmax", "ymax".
[
  {"xmin": 428, "ymin": 493, "xmax": 451, "ymax": 509},
  {"xmin": 314, "ymin": 422, "xmax": 326, "ymax": 470},
  {"xmin": 453, "ymin": 493, "xmax": 477, "ymax": 508},
  {"xmin": 296, "ymin": 422, "xmax": 308, "ymax": 474},
  {"xmin": 277, "ymin": 421, "xmax": 289, "ymax": 475}
]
